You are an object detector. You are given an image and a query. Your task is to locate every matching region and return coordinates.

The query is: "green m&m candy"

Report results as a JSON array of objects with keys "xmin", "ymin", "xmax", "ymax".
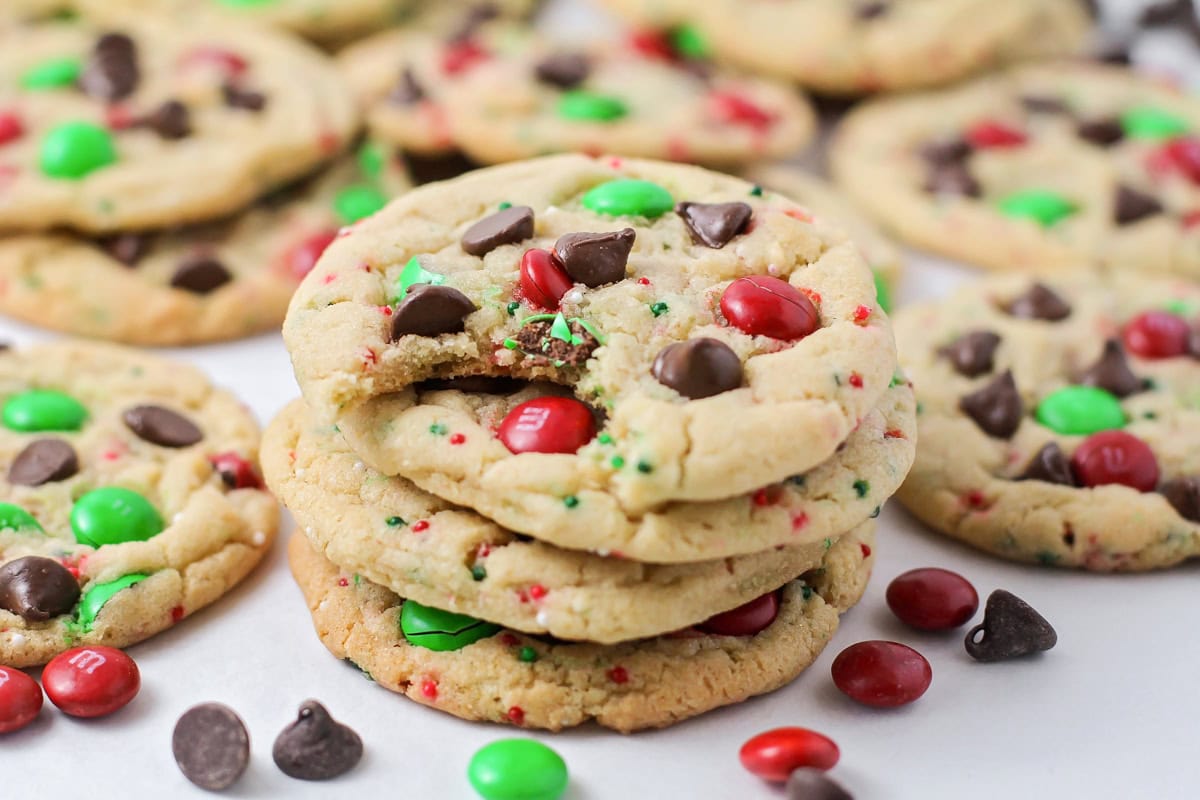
[
  {"xmin": 75, "ymin": 573, "xmax": 148, "ymax": 630},
  {"xmin": 2, "ymin": 390, "xmax": 87, "ymax": 432},
  {"xmin": 400, "ymin": 599, "xmax": 499, "ymax": 651},
  {"xmin": 581, "ymin": 179, "xmax": 673, "ymax": 218},
  {"xmin": 557, "ymin": 90, "xmax": 627, "ymax": 122},
  {"xmin": 670, "ymin": 24, "xmax": 711, "ymax": 60},
  {"xmin": 70, "ymin": 488, "xmax": 164, "ymax": 547},
  {"xmin": 996, "ymin": 189, "xmax": 1076, "ymax": 228},
  {"xmin": 1121, "ymin": 106, "xmax": 1189, "ymax": 140},
  {"xmin": 468, "ymin": 739, "xmax": 569, "ymax": 800},
  {"xmin": 1035, "ymin": 386, "xmax": 1126, "ymax": 435},
  {"xmin": 21, "ymin": 57, "xmax": 82, "ymax": 90},
  {"xmin": 40, "ymin": 121, "xmax": 117, "ymax": 179},
  {"xmin": 333, "ymin": 185, "xmax": 387, "ymax": 225},
  {"xmin": 0, "ymin": 502, "xmax": 44, "ymax": 534}
]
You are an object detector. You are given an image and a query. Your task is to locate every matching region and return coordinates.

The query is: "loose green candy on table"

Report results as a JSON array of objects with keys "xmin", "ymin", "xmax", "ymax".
[
  {"xmin": 334, "ymin": 185, "xmax": 387, "ymax": 225},
  {"xmin": 40, "ymin": 122, "xmax": 117, "ymax": 179},
  {"xmin": 581, "ymin": 179, "xmax": 673, "ymax": 218},
  {"xmin": 70, "ymin": 487, "xmax": 164, "ymax": 547},
  {"xmin": 1035, "ymin": 386, "xmax": 1126, "ymax": 436},
  {"xmin": 0, "ymin": 502, "xmax": 44, "ymax": 534},
  {"xmin": 2, "ymin": 389, "xmax": 87, "ymax": 432},
  {"xmin": 21, "ymin": 57, "xmax": 82, "ymax": 90},
  {"xmin": 468, "ymin": 738, "xmax": 569, "ymax": 800},
  {"xmin": 400, "ymin": 599, "xmax": 500, "ymax": 651},
  {"xmin": 557, "ymin": 90, "xmax": 627, "ymax": 122},
  {"xmin": 76, "ymin": 573, "xmax": 149, "ymax": 630},
  {"xmin": 996, "ymin": 190, "xmax": 1076, "ymax": 227},
  {"xmin": 1120, "ymin": 106, "xmax": 1189, "ymax": 140}
]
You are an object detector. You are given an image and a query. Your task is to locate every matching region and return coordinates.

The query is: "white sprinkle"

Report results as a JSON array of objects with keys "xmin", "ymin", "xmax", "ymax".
[
  {"xmin": 535, "ymin": 610, "xmax": 550, "ymax": 627},
  {"xmin": 767, "ymin": 264, "xmax": 780, "ymax": 275},
  {"xmin": 295, "ymin": 468, "xmax": 306, "ymax": 477},
  {"xmin": 172, "ymin": 512, "xmax": 184, "ymax": 524},
  {"xmin": 595, "ymin": 548, "xmax": 610, "ymax": 557},
  {"xmin": 251, "ymin": 531, "xmax": 267, "ymax": 546},
  {"xmin": 8, "ymin": 633, "xmax": 26, "ymax": 646},
  {"xmin": 352, "ymin": 461, "xmax": 364, "ymax": 471},
  {"xmin": 317, "ymin": 600, "xmax": 329, "ymax": 612},
  {"xmin": 305, "ymin": 526, "xmax": 314, "ymax": 535},
  {"xmin": 563, "ymin": 289, "xmax": 583, "ymax": 305}
]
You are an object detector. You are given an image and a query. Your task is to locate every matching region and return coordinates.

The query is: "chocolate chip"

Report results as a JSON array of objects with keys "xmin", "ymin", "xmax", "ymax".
[
  {"xmin": 392, "ymin": 284, "xmax": 476, "ymax": 339},
  {"xmin": 1140, "ymin": 0, "xmax": 1193, "ymax": 27},
  {"xmin": 1006, "ymin": 283, "xmax": 1071, "ymax": 321},
  {"xmin": 79, "ymin": 32, "xmax": 139, "ymax": 101},
  {"xmin": 1160, "ymin": 476, "xmax": 1200, "ymax": 522},
  {"xmin": 173, "ymin": 703, "xmax": 251, "ymax": 791},
  {"xmin": 923, "ymin": 163, "xmax": 981, "ymax": 198},
  {"xmin": 787, "ymin": 768, "xmax": 855, "ymax": 800},
  {"xmin": 447, "ymin": 3, "xmax": 500, "ymax": 42},
  {"xmin": 676, "ymin": 202, "xmax": 753, "ymax": 248},
  {"xmin": 8, "ymin": 439, "xmax": 79, "ymax": 486},
  {"xmin": 854, "ymin": 1, "xmax": 889, "ymax": 20},
  {"xmin": 652, "ymin": 338, "xmax": 743, "ymax": 399},
  {"xmin": 965, "ymin": 589, "xmax": 1057, "ymax": 662},
  {"xmin": 1020, "ymin": 96, "xmax": 1069, "ymax": 115},
  {"xmin": 123, "ymin": 405, "xmax": 203, "ymax": 447},
  {"xmin": 142, "ymin": 100, "xmax": 191, "ymax": 140},
  {"xmin": 1092, "ymin": 39, "xmax": 1132, "ymax": 65},
  {"xmin": 938, "ymin": 330, "xmax": 1001, "ymax": 378},
  {"xmin": 401, "ymin": 149, "xmax": 483, "ymax": 185},
  {"xmin": 1018, "ymin": 442, "xmax": 1077, "ymax": 486},
  {"xmin": 98, "ymin": 233, "xmax": 151, "ymax": 266},
  {"xmin": 919, "ymin": 137, "xmax": 972, "ymax": 166},
  {"xmin": 222, "ymin": 84, "xmax": 266, "ymax": 112},
  {"xmin": 0, "ymin": 556, "xmax": 80, "ymax": 622},
  {"xmin": 534, "ymin": 52, "xmax": 590, "ymax": 89},
  {"xmin": 959, "ymin": 370, "xmax": 1023, "ymax": 439},
  {"xmin": 389, "ymin": 66, "xmax": 425, "ymax": 105},
  {"xmin": 1077, "ymin": 339, "xmax": 1145, "ymax": 398},
  {"xmin": 461, "ymin": 206, "xmax": 535, "ymax": 256},
  {"xmin": 273, "ymin": 700, "xmax": 363, "ymax": 781},
  {"xmin": 1114, "ymin": 185, "xmax": 1164, "ymax": 226},
  {"xmin": 1076, "ymin": 116, "xmax": 1124, "ymax": 147},
  {"xmin": 171, "ymin": 256, "xmax": 232, "ymax": 294},
  {"xmin": 554, "ymin": 228, "xmax": 635, "ymax": 287}
]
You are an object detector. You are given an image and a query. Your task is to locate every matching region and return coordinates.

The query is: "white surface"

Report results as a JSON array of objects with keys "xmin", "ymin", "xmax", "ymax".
[{"xmin": 7, "ymin": 1, "xmax": 1200, "ymax": 798}]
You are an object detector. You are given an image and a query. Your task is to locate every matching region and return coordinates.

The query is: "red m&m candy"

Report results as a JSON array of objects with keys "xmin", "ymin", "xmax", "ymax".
[
  {"xmin": 1070, "ymin": 430, "xmax": 1159, "ymax": 491},
  {"xmin": 709, "ymin": 91, "xmax": 776, "ymax": 130},
  {"xmin": 739, "ymin": 727, "xmax": 839, "ymax": 782},
  {"xmin": 498, "ymin": 397, "xmax": 596, "ymax": 455},
  {"xmin": 1122, "ymin": 311, "xmax": 1190, "ymax": 359},
  {"xmin": 886, "ymin": 568, "xmax": 979, "ymax": 631},
  {"xmin": 284, "ymin": 229, "xmax": 338, "ymax": 281},
  {"xmin": 697, "ymin": 590, "xmax": 780, "ymax": 636},
  {"xmin": 965, "ymin": 120, "xmax": 1028, "ymax": 149},
  {"xmin": 519, "ymin": 249, "xmax": 573, "ymax": 311},
  {"xmin": 209, "ymin": 452, "xmax": 264, "ymax": 490},
  {"xmin": 42, "ymin": 646, "xmax": 140, "ymax": 718},
  {"xmin": 0, "ymin": 666, "xmax": 43, "ymax": 734},
  {"xmin": 831, "ymin": 641, "xmax": 932, "ymax": 708},
  {"xmin": 1159, "ymin": 136, "xmax": 1200, "ymax": 184},
  {"xmin": 720, "ymin": 275, "xmax": 819, "ymax": 340}
]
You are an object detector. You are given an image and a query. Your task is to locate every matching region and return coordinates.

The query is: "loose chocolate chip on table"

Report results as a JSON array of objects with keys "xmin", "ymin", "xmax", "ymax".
[
  {"xmin": 8, "ymin": 438, "xmax": 79, "ymax": 486},
  {"xmin": 938, "ymin": 330, "xmax": 1001, "ymax": 378},
  {"xmin": 1160, "ymin": 476, "xmax": 1200, "ymax": 522},
  {"xmin": 78, "ymin": 32, "xmax": 139, "ymax": 101},
  {"xmin": 965, "ymin": 589, "xmax": 1057, "ymax": 662},
  {"xmin": 142, "ymin": 100, "xmax": 191, "ymax": 140},
  {"xmin": 389, "ymin": 66, "xmax": 424, "ymax": 105},
  {"xmin": 1077, "ymin": 339, "xmax": 1145, "ymax": 398},
  {"xmin": 923, "ymin": 163, "xmax": 981, "ymax": 198},
  {"xmin": 123, "ymin": 405, "xmax": 203, "ymax": 448},
  {"xmin": 0, "ymin": 556, "xmax": 80, "ymax": 622},
  {"xmin": 1018, "ymin": 442, "xmax": 1077, "ymax": 486},
  {"xmin": 171, "ymin": 256, "xmax": 232, "ymax": 294},
  {"xmin": 99, "ymin": 233, "xmax": 151, "ymax": 266},
  {"xmin": 1076, "ymin": 117, "xmax": 1124, "ymax": 147},
  {"xmin": 676, "ymin": 201, "xmax": 753, "ymax": 248},
  {"xmin": 1113, "ymin": 185, "xmax": 1164, "ymax": 226},
  {"xmin": 1006, "ymin": 283, "xmax": 1071, "ymax": 321},
  {"xmin": 173, "ymin": 703, "xmax": 250, "ymax": 791},
  {"xmin": 554, "ymin": 228, "xmax": 635, "ymax": 287},
  {"xmin": 534, "ymin": 52, "xmax": 591, "ymax": 89},
  {"xmin": 273, "ymin": 700, "xmax": 363, "ymax": 781},
  {"xmin": 222, "ymin": 84, "xmax": 267, "ymax": 112},
  {"xmin": 461, "ymin": 205, "xmax": 535, "ymax": 256},
  {"xmin": 652, "ymin": 338, "xmax": 743, "ymax": 399},
  {"xmin": 959, "ymin": 370, "xmax": 1024, "ymax": 439},
  {"xmin": 787, "ymin": 767, "xmax": 855, "ymax": 800},
  {"xmin": 1021, "ymin": 96, "xmax": 1069, "ymax": 115},
  {"xmin": 392, "ymin": 284, "xmax": 476, "ymax": 339}
]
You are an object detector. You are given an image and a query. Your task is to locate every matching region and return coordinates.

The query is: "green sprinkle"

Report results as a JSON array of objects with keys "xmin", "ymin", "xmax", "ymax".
[
  {"xmin": 801, "ymin": 586, "xmax": 814, "ymax": 600},
  {"xmin": 471, "ymin": 565, "xmax": 487, "ymax": 581},
  {"xmin": 853, "ymin": 479, "xmax": 870, "ymax": 498},
  {"xmin": 550, "ymin": 312, "xmax": 573, "ymax": 343},
  {"xmin": 670, "ymin": 24, "xmax": 710, "ymax": 59},
  {"xmin": 357, "ymin": 140, "xmax": 384, "ymax": 180},
  {"xmin": 749, "ymin": 185, "xmax": 764, "ymax": 197},
  {"xmin": 823, "ymin": 537, "xmax": 833, "ymax": 550},
  {"xmin": 636, "ymin": 460, "xmax": 653, "ymax": 474},
  {"xmin": 610, "ymin": 455, "xmax": 625, "ymax": 469},
  {"xmin": 353, "ymin": 574, "xmax": 361, "ymax": 586},
  {"xmin": 506, "ymin": 301, "xmax": 520, "ymax": 316},
  {"xmin": 21, "ymin": 57, "xmax": 81, "ymax": 90},
  {"xmin": 786, "ymin": 475, "xmax": 806, "ymax": 487},
  {"xmin": 575, "ymin": 318, "xmax": 606, "ymax": 344},
  {"xmin": 889, "ymin": 373, "xmax": 905, "ymax": 388},
  {"xmin": 503, "ymin": 338, "xmax": 519, "ymax": 350},
  {"xmin": 386, "ymin": 515, "xmax": 406, "ymax": 526},
  {"xmin": 395, "ymin": 255, "xmax": 446, "ymax": 301},
  {"xmin": 518, "ymin": 646, "xmax": 538, "ymax": 663},
  {"xmin": 649, "ymin": 301, "xmax": 669, "ymax": 317},
  {"xmin": 1035, "ymin": 550, "xmax": 1061, "ymax": 565},
  {"xmin": 563, "ymin": 495, "xmax": 580, "ymax": 508},
  {"xmin": 597, "ymin": 433, "xmax": 613, "ymax": 445},
  {"xmin": 429, "ymin": 423, "xmax": 448, "ymax": 435},
  {"xmin": 870, "ymin": 506, "xmax": 881, "ymax": 519},
  {"xmin": 498, "ymin": 201, "xmax": 513, "ymax": 210}
]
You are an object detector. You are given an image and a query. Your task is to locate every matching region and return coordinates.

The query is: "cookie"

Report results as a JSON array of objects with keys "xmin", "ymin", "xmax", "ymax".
[
  {"xmin": 832, "ymin": 62, "xmax": 1200, "ymax": 277},
  {"xmin": 284, "ymin": 154, "xmax": 898, "ymax": 514},
  {"xmin": 0, "ymin": 151, "xmax": 409, "ymax": 346},
  {"xmin": 264, "ymin": 398, "xmax": 877, "ymax": 642},
  {"xmin": 287, "ymin": 520, "xmax": 874, "ymax": 732},
  {"xmin": 0, "ymin": 17, "xmax": 358, "ymax": 233},
  {"xmin": 0, "ymin": 342, "xmax": 278, "ymax": 666},
  {"xmin": 337, "ymin": 22, "xmax": 816, "ymax": 167},
  {"xmin": 893, "ymin": 272, "xmax": 1200, "ymax": 571},
  {"xmin": 744, "ymin": 165, "xmax": 903, "ymax": 313}
]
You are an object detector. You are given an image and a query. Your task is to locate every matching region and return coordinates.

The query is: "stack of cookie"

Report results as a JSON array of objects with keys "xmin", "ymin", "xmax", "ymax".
[{"xmin": 267, "ymin": 153, "xmax": 917, "ymax": 731}]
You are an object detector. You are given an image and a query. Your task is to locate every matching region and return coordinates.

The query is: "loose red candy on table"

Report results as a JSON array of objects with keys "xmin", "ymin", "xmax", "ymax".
[
  {"xmin": 284, "ymin": 229, "xmax": 338, "ymax": 280},
  {"xmin": 1122, "ymin": 310, "xmax": 1190, "ymax": 359},
  {"xmin": 498, "ymin": 397, "xmax": 596, "ymax": 455},
  {"xmin": 42, "ymin": 646, "xmax": 140, "ymax": 718},
  {"xmin": 697, "ymin": 590, "xmax": 779, "ymax": 636},
  {"xmin": 965, "ymin": 120, "xmax": 1027, "ymax": 149},
  {"xmin": 831, "ymin": 641, "xmax": 932, "ymax": 708},
  {"xmin": 886, "ymin": 568, "xmax": 979, "ymax": 631},
  {"xmin": 519, "ymin": 249, "xmax": 573, "ymax": 311},
  {"xmin": 739, "ymin": 727, "xmax": 840, "ymax": 782},
  {"xmin": 720, "ymin": 276, "xmax": 819, "ymax": 340},
  {"xmin": 1070, "ymin": 430, "xmax": 1159, "ymax": 491},
  {"xmin": 0, "ymin": 666, "xmax": 43, "ymax": 734}
]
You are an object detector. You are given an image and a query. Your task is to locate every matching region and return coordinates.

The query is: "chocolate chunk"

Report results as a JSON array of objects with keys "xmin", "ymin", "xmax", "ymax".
[
  {"xmin": 0, "ymin": 556, "xmax": 80, "ymax": 622},
  {"xmin": 938, "ymin": 330, "xmax": 1001, "ymax": 378},
  {"xmin": 965, "ymin": 589, "xmax": 1057, "ymax": 662},
  {"xmin": 402, "ymin": 149, "xmax": 482, "ymax": 185},
  {"xmin": 534, "ymin": 52, "xmax": 590, "ymax": 89},
  {"xmin": 959, "ymin": 370, "xmax": 1024, "ymax": 439},
  {"xmin": 554, "ymin": 228, "xmax": 635, "ymax": 287},
  {"xmin": 389, "ymin": 66, "xmax": 424, "ymax": 105},
  {"xmin": 461, "ymin": 206, "xmax": 535, "ymax": 256},
  {"xmin": 79, "ymin": 32, "xmax": 139, "ymax": 101},
  {"xmin": 1020, "ymin": 95, "xmax": 1069, "ymax": 115},
  {"xmin": 1006, "ymin": 283, "xmax": 1071, "ymax": 321},
  {"xmin": 1114, "ymin": 185, "xmax": 1164, "ymax": 226},
  {"xmin": 923, "ymin": 163, "xmax": 981, "ymax": 198},
  {"xmin": 676, "ymin": 202, "xmax": 753, "ymax": 248},
  {"xmin": 1077, "ymin": 339, "xmax": 1145, "ymax": 398},
  {"xmin": 787, "ymin": 768, "xmax": 855, "ymax": 800},
  {"xmin": 8, "ymin": 439, "xmax": 79, "ymax": 486},
  {"xmin": 418, "ymin": 376, "xmax": 523, "ymax": 394},
  {"xmin": 123, "ymin": 405, "xmax": 203, "ymax": 447},
  {"xmin": 1018, "ymin": 442, "xmax": 1077, "ymax": 486},
  {"xmin": 222, "ymin": 84, "xmax": 266, "ymax": 112},
  {"xmin": 1077, "ymin": 116, "xmax": 1124, "ymax": 147},
  {"xmin": 919, "ymin": 137, "xmax": 972, "ymax": 166},
  {"xmin": 854, "ymin": 1, "xmax": 889, "ymax": 20},
  {"xmin": 171, "ymin": 256, "xmax": 232, "ymax": 294},
  {"xmin": 273, "ymin": 700, "xmax": 363, "ymax": 781},
  {"xmin": 392, "ymin": 284, "xmax": 476, "ymax": 339},
  {"xmin": 173, "ymin": 703, "xmax": 251, "ymax": 791},
  {"xmin": 1160, "ymin": 476, "xmax": 1200, "ymax": 522},
  {"xmin": 142, "ymin": 100, "xmax": 191, "ymax": 140},
  {"xmin": 99, "ymin": 232, "xmax": 151, "ymax": 266},
  {"xmin": 652, "ymin": 338, "xmax": 743, "ymax": 400}
]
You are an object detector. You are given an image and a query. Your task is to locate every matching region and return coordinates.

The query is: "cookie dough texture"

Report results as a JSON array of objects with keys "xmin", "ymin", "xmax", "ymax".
[
  {"xmin": 832, "ymin": 62, "xmax": 1200, "ymax": 277},
  {"xmin": 0, "ymin": 17, "xmax": 358, "ymax": 233},
  {"xmin": 894, "ymin": 273, "xmax": 1200, "ymax": 571},
  {"xmin": 284, "ymin": 155, "xmax": 897, "ymax": 513},
  {"xmin": 0, "ymin": 343, "xmax": 278, "ymax": 666},
  {"xmin": 288, "ymin": 521, "xmax": 874, "ymax": 732}
]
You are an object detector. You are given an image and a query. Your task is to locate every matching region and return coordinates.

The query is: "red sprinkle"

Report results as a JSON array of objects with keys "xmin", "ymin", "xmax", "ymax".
[
  {"xmin": 208, "ymin": 451, "xmax": 265, "ymax": 490},
  {"xmin": 964, "ymin": 490, "xmax": 987, "ymax": 509},
  {"xmin": 170, "ymin": 605, "xmax": 185, "ymax": 622},
  {"xmin": 507, "ymin": 706, "xmax": 525, "ymax": 725},
  {"xmin": 627, "ymin": 29, "xmax": 675, "ymax": 60},
  {"xmin": 0, "ymin": 111, "xmax": 23, "ymax": 146},
  {"xmin": 1158, "ymin": 136, "xmax": 1200, "ymax": 184},
  {"xmin": 337, "ymin": 577, "xmax": 349, "ymax": 587},
  {"xmin": 853, "ymin": 304, "xmax": 872, "ymax": 324},
  {"xmin": 636, "ymin": 276, "xmax": 651, "ymax": 286},
  {"xmin": 884, "ymin": 429, "xmax": 906, "ymax": 439},
  {"xmin": 790, "ymin": 512, "xmax": 809, "ymax": 531},
  {"xmin": 420, "ymin": 680, "xmax": 438, "ymax": 700},
  {"xmin": 449, "ymin": 432, "xmax": 466, "ymax": 445},
  {"xmin": 965, "ymin": 120, "xmax": 1027, "ymax": 149},
  {"xmin": 752, "ymin": 488, "xmax": 770, "ymax": 507},
  {"xmin": 527, "ymin": 584, "xmax": 548, "ymax": 601},
  {"xmin": 500, "ymin": 633, "xmax": 520, "ymax": 647},
  {"xmin": 709, "ymin": 90, "xmax": 777, "ymax": 130},
  {"xmin": 847, "ymin": 372, "xmax": 864, "ymax": 389},
  {"xmin": 361, "ymin": 348, "xmax": 378, "ymax": 367},
  {"xmin": 606, "ymin": 666, "xmax": 629, "ymax": 684},
  {"xmin": 860, "ymin": 543, "xmax": 872, "ymax": 559},
  {"xmin": 412, "ymin": 520, "xmax": 430, "ymax": 533},
  {"xmin": 441, "ymin": 40, "xmax": 488, "ymax": 75}
]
